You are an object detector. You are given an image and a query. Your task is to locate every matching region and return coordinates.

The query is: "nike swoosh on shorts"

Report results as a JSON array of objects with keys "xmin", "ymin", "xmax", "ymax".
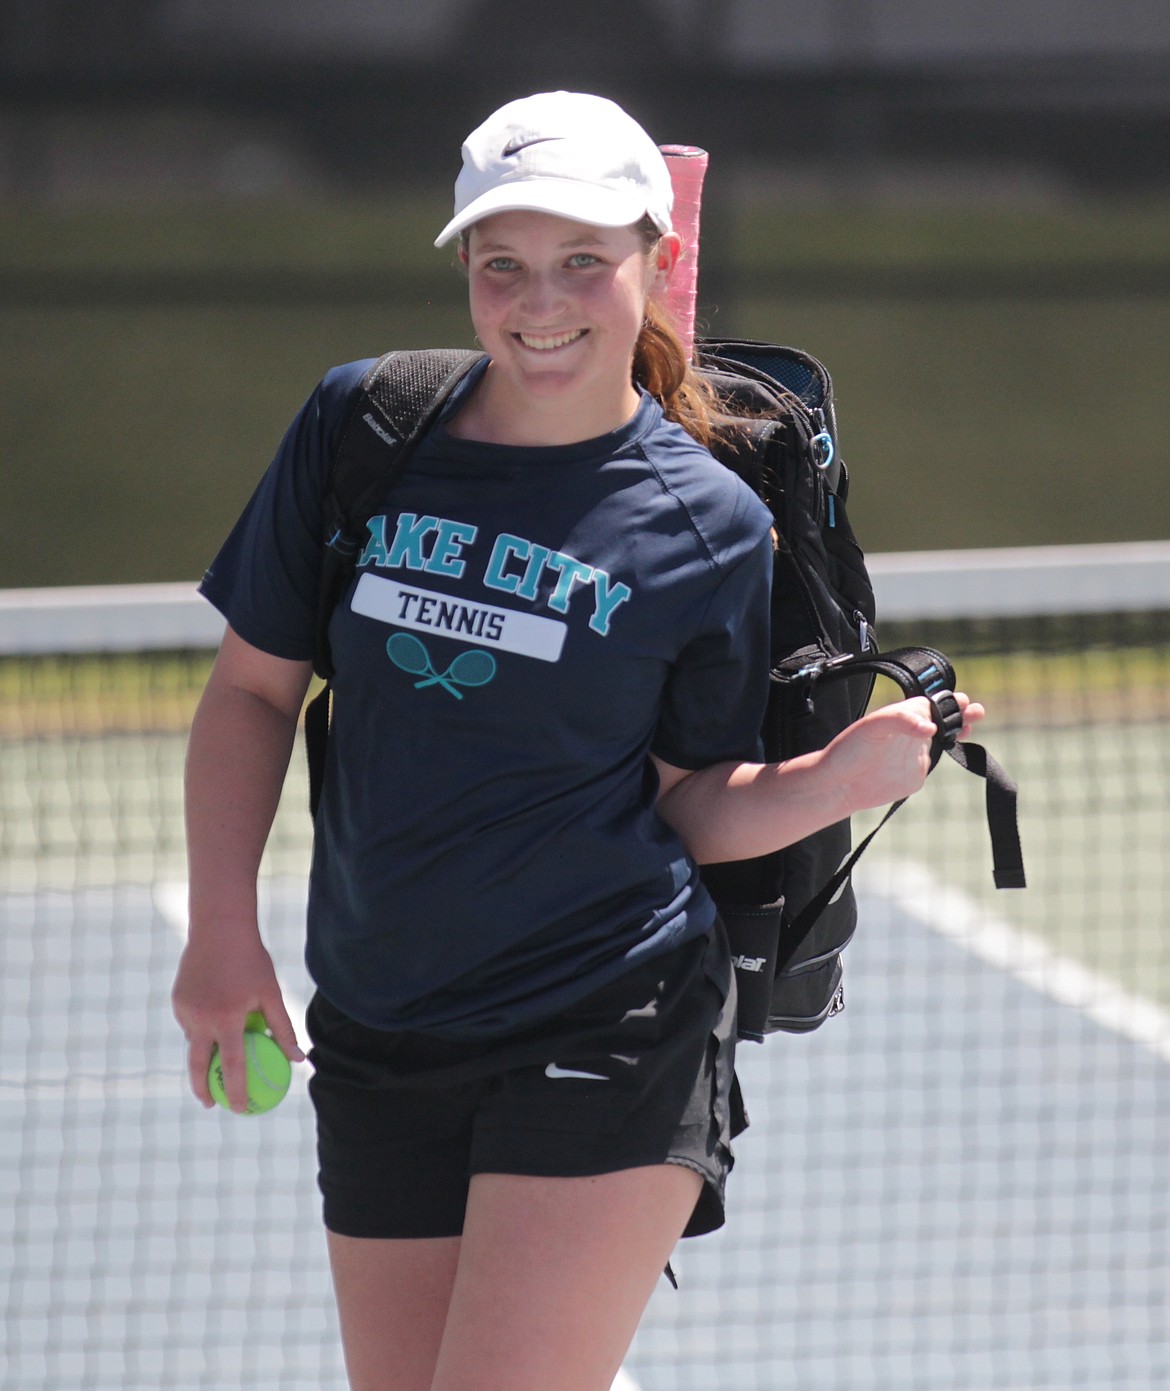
[{"xmin": 544, "ymin": 1062, "xmax": 610, "ymax": 1082}]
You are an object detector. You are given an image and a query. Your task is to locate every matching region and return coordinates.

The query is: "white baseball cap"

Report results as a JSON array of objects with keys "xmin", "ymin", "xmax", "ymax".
[{"xmin": 434, "ymin": 91, "xmax": 674, "ymax": 248}]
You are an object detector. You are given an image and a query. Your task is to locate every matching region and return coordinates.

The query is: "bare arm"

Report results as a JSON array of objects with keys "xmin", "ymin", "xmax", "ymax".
[
  {"xmin": 654, "ymin": 695, "xmax": 983, "ymax": 865},
  {"xmin": 172, "ymin": 626, "xmax": 314, "ymax": 1110}
]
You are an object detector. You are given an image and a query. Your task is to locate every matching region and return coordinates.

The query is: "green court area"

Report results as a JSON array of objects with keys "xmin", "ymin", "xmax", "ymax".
[
  {"xmin": 3, "ymin": 621, "xmax": 1167, "ymax": 1010},
  {"xmin": 6, "ymin": 715, "xmax": 1167, "ymax": 1013},
  {"xmin": 0, "ymin": 651, "xmax": 312, "ymax": 894},
  {"xmin": 2, "ymin": 197, "xmax": 1168, "ymax": 586},
  {"xmin": 854, "ymin": 618, "xmax": 1170, "ymax": 1011},
  {"xmin": 856, "ymin": 719, "xmax": 1170, "ymax": 1012}
]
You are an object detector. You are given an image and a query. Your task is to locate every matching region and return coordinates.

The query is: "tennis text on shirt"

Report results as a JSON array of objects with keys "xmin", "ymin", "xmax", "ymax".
[{"xmin": 355, "ymin": 515, "xmax": 632, "ymax": 674}]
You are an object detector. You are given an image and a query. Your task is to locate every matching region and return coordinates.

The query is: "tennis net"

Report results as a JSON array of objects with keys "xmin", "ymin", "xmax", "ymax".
[{"xmin": 1, "ymin": 541, "xmax": 1168, "ymax": 1391}]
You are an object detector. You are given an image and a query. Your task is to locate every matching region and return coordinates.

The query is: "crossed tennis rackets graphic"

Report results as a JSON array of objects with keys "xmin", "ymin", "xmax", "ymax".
[{"xmin": 386, "ymin": 632, "xmax": 497, "ymax": 699}]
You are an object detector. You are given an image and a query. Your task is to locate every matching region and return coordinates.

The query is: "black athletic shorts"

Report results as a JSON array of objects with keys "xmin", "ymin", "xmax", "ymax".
[{"xmin": 306, "ymin": 927, "xmax": 745, "ymax": 1241}]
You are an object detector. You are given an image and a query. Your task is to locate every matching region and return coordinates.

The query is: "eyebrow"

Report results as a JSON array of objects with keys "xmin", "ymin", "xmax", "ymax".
[{"xmin": 473, "ymin": 232, "xmax": 609, "ymax": 254}]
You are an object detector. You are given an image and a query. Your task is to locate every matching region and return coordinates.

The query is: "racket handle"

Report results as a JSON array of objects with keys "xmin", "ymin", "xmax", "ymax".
[{"xmin": 660, "ymin": 145, "xmax": 708, "ymax": 364}]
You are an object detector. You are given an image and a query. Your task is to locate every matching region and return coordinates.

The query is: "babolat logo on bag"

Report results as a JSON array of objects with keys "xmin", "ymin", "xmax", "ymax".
[
  {"xmin": 730, "ymin": 955, "xmax": 767, "ymax": 973},
  {"xmin": 363, "ymin": 412, "xmax": 399, "ymax": 447}
]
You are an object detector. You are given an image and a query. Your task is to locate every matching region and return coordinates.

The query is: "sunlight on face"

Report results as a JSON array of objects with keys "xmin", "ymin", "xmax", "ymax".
[{"xmin": 461, "ymin": 211, "xmax": 661, "ymax": 438}]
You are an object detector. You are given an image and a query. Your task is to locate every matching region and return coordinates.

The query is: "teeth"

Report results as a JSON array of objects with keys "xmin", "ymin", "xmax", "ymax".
[{"xmin": 517, "ymin": 330, "xmax": 585, "ymax": 351}]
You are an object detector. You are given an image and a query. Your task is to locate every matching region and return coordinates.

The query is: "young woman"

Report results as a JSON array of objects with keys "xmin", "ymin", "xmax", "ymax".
[{"xmin": 173, "ymin": 92, "xmax": 982, "ymax": 1391}]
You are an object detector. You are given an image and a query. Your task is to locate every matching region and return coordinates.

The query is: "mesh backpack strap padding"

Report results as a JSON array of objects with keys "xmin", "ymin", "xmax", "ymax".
[
  {"xmin": 363, "ymin": 350, "xmax": 486, "ymax": 443},
  {"xmin": 305, "ymin": 348, "xmax": 485, "ymax": 819}
]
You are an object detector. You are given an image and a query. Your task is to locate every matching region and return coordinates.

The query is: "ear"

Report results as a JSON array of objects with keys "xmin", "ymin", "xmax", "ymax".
[
  {"xmin": 457, "ymin": 242, "xmax": 470, "ymax": 267},
  {"xmin": 652, "ymin": 232, "xmax": 682, "ymax": 288}
]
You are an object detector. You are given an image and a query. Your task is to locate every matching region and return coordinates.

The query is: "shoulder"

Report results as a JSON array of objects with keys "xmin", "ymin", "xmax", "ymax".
[
  {"xmin": 314, "ymin": 358, "xmax": 379, "ymax": 432},
  {"xmin": 635, "ymin": 403, "xmax": 774, "ymax": 570},
  {"xmin": 265, "ymin": 358, "xmax": 380, "ymax": 488}
]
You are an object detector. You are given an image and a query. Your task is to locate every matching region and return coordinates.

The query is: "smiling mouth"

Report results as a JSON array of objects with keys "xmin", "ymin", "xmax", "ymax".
[{"xmin": 515, "ymin": 329, "xmax": 587, "ymax": 351}]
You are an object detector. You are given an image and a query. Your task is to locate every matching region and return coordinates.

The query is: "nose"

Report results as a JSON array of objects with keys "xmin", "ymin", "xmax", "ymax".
[{"xmin": 519, "ymin": 269, "xmax": 568, "ymax": 321}]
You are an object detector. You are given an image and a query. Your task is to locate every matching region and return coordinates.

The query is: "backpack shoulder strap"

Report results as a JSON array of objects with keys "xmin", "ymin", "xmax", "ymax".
[
  {"xmin": 305, "ymin": 347, "xmax": 485, "ymax": 818},
  {"xmin": 315, "ymin": 348, "xmax": 485, "ymax": 677}
]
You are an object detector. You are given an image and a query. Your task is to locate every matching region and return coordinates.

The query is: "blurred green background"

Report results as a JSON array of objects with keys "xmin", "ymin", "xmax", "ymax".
[
  {"xmin": 4, "ymin": 196, "xmax": 1166, "ymax": 588},
  {"xmin": 2, "ymin": 2, "xmax": 1168, "ymax": 589}
]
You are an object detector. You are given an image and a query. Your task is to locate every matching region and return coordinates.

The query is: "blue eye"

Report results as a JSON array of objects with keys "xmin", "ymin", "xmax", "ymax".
[
  {"xmin": 568, "ymin": 253, "xmax": 601, "ymax": 268},
  {"xmin": 485, "ymin": 257, "xmax": 518, "ymax": 272}
]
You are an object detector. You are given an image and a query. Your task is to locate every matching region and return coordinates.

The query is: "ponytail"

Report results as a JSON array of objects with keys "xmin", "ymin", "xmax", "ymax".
[
  {"xmin": 629, "ymin": 215, "xmax": 719, "ymax": 448},
  {"xmin": 632, "ymin": 299, "xmax": 718, "ymax": 449},
  {"xmin": 632, "ymin": 225, "xmax": 776, "ymax": 548}
]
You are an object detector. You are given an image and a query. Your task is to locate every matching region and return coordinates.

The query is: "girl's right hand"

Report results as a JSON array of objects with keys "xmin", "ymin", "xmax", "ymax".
[{"xmin": 171, "ymin": 926, "xmax": 304, "ymax": 1111}]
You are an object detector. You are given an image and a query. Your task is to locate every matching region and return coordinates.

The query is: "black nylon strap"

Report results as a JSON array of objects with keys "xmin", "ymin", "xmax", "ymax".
[
  {"xmin": 774, "ymin": 648, "xmax": 1025, "ymax": 971},
  {"xmin": 305, "ymin": 683, "xmax": 331, "ymax": 821},
  {"xmin": 329, "ymin": 349, "xmax": 485, "ymax": 543},
  {"xmin": 775, "ymin": 800, "xmax": 905, "ymax": 970},
  {"xmin": 945, "ymin": 741, "xmax": 1027, "ymax": 889},
  {"xmin": 928, "ymin": 690, "xmax": 965, "ymax": 765}
]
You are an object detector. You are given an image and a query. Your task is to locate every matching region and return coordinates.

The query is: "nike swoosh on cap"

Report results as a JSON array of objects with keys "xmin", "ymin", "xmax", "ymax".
[
  {"xmin": 502, "ymin": 135, "xmax": 563, "ymax": 158},
  {"xmin": 544, "ymin": 1062, "xmax": 610, "ymax": 1082}
]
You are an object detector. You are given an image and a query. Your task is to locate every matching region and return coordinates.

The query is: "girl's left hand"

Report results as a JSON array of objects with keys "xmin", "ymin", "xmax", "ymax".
[
  {"xmin": 822, "ymin": 692, "xmax": 984, "ymax": 815},
  {"xmin": 954, "ymin": 691, "xmax": 985, "ymax": 741}
]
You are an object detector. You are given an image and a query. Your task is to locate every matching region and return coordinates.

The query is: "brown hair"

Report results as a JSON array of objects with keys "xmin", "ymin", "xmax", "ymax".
[
  {"xmin": 632, "ymin": 221, "xmax": 780, "ymax": 550},
  {"xmin": 631, "ymin": 298, "xmax": 719, "ymax": 449},
  {"xmin": 630, "ymin": 217, "xmax": 718, "ymax": 448}
]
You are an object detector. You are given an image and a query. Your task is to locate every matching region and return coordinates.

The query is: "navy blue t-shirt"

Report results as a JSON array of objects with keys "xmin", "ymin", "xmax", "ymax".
[{"xmin": 201, "ymin": 359, "xmax": 775, "ymax": 1038}]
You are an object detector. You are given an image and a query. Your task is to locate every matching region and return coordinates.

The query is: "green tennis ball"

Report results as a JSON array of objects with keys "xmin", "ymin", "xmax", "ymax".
[{"xmin": 208, "ymin": 1029, "xmax": 292, "ymax": 1115}]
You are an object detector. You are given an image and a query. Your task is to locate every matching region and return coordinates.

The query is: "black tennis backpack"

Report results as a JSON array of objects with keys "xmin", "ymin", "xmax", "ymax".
[{"xmin": 304, "ymin": 343, "xmax": 1024, "ymax": 1042}]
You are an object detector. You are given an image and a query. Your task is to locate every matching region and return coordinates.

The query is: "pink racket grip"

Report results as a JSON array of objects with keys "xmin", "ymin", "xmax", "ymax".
[{"xmin": 660, "ymin": 145, "xmax": 708, "ymax": 363}]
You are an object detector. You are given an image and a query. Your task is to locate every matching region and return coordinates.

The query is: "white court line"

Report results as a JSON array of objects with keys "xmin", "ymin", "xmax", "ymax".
[
  {"xmin": 0, "ymin": 885, "xmax": 310, "ymax": 1106},
  {"xmin": 877, "ymin": 857, "xmax": 1170, "ymax": 1065},
  {"xmin": 152, "ymin": 880, "xmax": 312, "ymax": 1093},
  {"xmin": 0, "ymin": 1074, "xmax": 187, "ymax": 1102}
]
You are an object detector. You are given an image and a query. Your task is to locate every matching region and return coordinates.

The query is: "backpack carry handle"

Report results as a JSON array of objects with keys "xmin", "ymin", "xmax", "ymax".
[{"xmin": 926, "ymin": 689, "xmax": 966, "ymax": 765}]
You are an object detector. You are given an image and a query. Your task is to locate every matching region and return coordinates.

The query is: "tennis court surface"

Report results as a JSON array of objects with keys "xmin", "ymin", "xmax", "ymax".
[{"xmin": 2, "ymin": 541, "xmax": 1168, "ymax": 1390}]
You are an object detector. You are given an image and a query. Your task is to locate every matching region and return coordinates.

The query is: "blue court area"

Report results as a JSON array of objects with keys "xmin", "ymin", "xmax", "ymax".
[
  {"xmin": 1, "ymin": 878, "xmax": 1167, "ymax": 1391},
  {"xmin": 631, "ymin": 884, "xmax": 1170, "ymax": 1391}
]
